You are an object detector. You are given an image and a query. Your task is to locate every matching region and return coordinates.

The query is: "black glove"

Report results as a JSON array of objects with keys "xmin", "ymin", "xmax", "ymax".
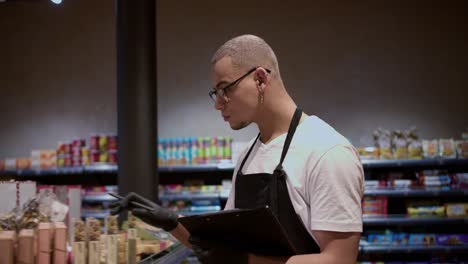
[
  {"xmin": 109, "ymin": 192, "xmax": 178, "ymax": 232},
  {"xmin": 189, "ymin": 236, "xmax": 248, "ymax": 264}
]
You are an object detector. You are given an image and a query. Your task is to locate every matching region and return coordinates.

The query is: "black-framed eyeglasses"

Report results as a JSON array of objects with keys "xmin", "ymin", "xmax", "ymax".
[{"xmin": 209, "ymin": 67, "xmax": 271, "ymax": 102}]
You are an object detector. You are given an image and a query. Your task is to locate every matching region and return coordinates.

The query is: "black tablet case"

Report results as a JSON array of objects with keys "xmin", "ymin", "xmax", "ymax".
[{"xmin": 178, "ymin": 206, "xmax": 297, "ymax": 256}]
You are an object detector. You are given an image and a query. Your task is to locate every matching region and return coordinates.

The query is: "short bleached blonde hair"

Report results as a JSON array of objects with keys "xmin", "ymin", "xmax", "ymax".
[{"xmin": 211, "ymin": 34, "xmax": 280, "ymax": 77}]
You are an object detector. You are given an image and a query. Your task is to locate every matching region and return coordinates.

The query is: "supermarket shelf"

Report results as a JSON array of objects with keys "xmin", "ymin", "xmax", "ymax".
[
  {"xmin": 364, "ymin": 187, "xmax": 468, "ymax": 197},
  {"xmin": 82, "ymin": 194, "xmax": 118, "ymax": 202},
  {"xmin": 362, "ymin": 158, "xmax": 468, "ymax": 170},
  {"xmin": 159, "ymin": 193, "xmax": 220, "ymax": 201},
  {"xmin": 159, "ymin": 163, "xmax": 235, "ymax": 173},
  {"xmin": 84, "ymin": 164, "xmax": 118, "ymax": 174},
  {"xmin": 3, "ymin": 158, "xmax": 467, "ymax": 176},
  {"xmin": 360, "ymin": 244, "xmax": 468, "ymax": 254},
  {"xmin": 363, "ymin": 215, "xmax": 468, "ymax": 226}
]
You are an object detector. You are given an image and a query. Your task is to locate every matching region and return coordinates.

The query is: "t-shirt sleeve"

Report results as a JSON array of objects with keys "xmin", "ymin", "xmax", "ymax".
[{"xmin": 307, "ymin": 144, "xmax": 364, "ymax": 232}]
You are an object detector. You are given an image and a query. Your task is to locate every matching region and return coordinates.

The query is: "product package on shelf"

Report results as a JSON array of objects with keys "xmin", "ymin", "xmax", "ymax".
[
  {"xmin": 422, "ymin": 139, "xmax": 439, "ymax": 159},
  {"xmin": 367, "ymin": 230, "xmax": 468, "ymax": 247},
  {"xmin": 105, "ymin": 215, "xmax": 120, "ymax": 264},
  {"xmin": 439, "ymin": 138, "xmax": 456, "ymax": 158},
  {"xmin": 407, "ymin": 128, "xmax": 423, "ymax": 159},
  {"xmin": 86, "ymin": 217, "xmax": 101, "ymax": 264},
  {"xmin": 17, "ymin": 229, "xmax": 34, "ymax": 264},
  {"xmin": 54, "ymin": 222, "xmax": 68, "ymax": 264},
  {"xmin": 158, "ymin": 136, "xmax": 233, "ymax": 166},
  {"xmin": 362, "ymin": 196, "xmax": 388, "ymax": 216},
  {"xmin": 392, "ymin": 130, "xmax": 409, "ymax": 159},
  {"xmin": 89, "ymin": 133, "xmax": 118, "ymax": 165},
  {"xmin": 406, "ymin": 200, "xmax": 445, "ymax": 216},
  {"xmin": 36, "ymin": 222, "xmax": 53, "ymax": 263},
  {"xmin": 456, "ymin": 139, "xmax": 468, "ymax": 158},
  {"xmin": 127, "ymin": 212, "xmax": 138, "ymax": 264},
  {"xmin": 0, "ymin": 230, "xmax": 15, "ymax": 264},
  {"xmin": 373, "ymin": 129, "xmax": 393, "ymax": 160},
  {"xmin": 445, "ymin": 203, "xmax": 468, "ymax": 217},
  {"xmin": 31, "ymin": 149, "xmax": 57, "ymax": 170},
  {"xmin": 72, "ymin": 219, "xmax": 86, "ymax": 264}
]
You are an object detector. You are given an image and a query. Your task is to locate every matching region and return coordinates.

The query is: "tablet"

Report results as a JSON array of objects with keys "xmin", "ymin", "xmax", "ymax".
[{"xmin": 178, "ymin": 206, "xmax": 297, "ymax": 256}]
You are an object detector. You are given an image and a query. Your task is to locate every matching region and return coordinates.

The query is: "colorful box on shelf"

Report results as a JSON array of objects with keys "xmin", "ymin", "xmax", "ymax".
[
  {"xmin": 31, "ymin": 149, "xmax": 57, "ymax": 170},
  {"xmin": 445, "ymin": 203, "xmax": 468, "ymax": 216}
]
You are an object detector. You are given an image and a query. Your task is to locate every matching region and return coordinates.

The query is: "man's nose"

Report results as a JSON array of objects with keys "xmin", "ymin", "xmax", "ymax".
[{"xmin": 214, "ymin": 98, "xmax": 224, "ymax": 110}]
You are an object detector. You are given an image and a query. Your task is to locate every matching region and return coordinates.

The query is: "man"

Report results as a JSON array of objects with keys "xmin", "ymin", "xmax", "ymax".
[{"xmin": 111, "ymin": 34, "xmax": 364, "ymax": 264}]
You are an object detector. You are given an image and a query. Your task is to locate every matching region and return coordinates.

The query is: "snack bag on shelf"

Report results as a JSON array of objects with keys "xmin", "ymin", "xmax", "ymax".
[
  {"xmin": 4, "ymin": 159, "xmax": 15, "ymax": 170},
  {"xmin": 439, "ymin": 138, "xmax": 456, "ymax": 158},
  {"xmin": 362, "ymin": 196, "xmax": 387, "ymax": 216},
  {"xmin": 409, "ymin": 234, "xmax": 436, "ymax": 246},
  {"xmin": 392, "ymin": 130, "xmax": 408, "ymax": 159},
  {"xmin": 16, "ymin": 157, "xmax": 31, "ymax": 170},
  {"xmin": 406, "ymin": 200, "xmax": 445, "ymax": 216},
  {"xmin": 445, "ymin": 203, "xmax": 468, "ymax": 217},
  {"xmin": 436, "ymin": 234, "xmax": 468, "ymax": 245},
  {"xmin": 406, "ymin": 128, "xmax": 423, "ymax": 159},
  {"xmin": 374, "ymin": 128, "xmax": 393, "ymax": 160},
  {"xmin": 455, "ymin": 140, "xmax": 468, "ymax": 159},
  {"xmin": 357, "ymin": 147, "xmax": 377, "ymax": 160},
  {"xmin": 422, "ymin": 139, "xmax": 438, "ymax": 158},
  {"xmin": 87, "ymin": 217, "xmax": 101, "ymax": 264},
  {"xmin": 74, "ymin": 219, "xmax": 86, "ymax": 242},
  {"xmin": 72, "ymin": 219, "xmax": 87, "ymax": 264}
]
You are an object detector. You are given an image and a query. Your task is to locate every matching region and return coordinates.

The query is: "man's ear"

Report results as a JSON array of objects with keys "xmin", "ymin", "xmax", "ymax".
[{"xmin": 254, "ymin": 68, "xmax": 269, "ymax": 90}]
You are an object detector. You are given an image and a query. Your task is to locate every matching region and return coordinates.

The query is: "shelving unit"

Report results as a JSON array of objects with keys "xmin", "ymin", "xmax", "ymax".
[
  {"xmin": 360, "ymin": 244, "xmax": 468, "ymax": 254},
  {"xmin": 2, "ymin": 158, "xmax": 467, "ymax": 262},
  {"xmin": 363, "ymin": 215, "xmax": 467, "ymax": 226},
  {"xmin": 2, "ymin": 158, "xmax": 466, "ymax": 178},
  {"xmin": 364, "ymin": 187, "xmax": 467, "ymax": 197}
]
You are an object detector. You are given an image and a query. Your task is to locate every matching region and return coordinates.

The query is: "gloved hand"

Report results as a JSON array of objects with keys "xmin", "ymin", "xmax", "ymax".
[
  {"xmin": 189, "ymin": 236, "xmax": 248, "ymax": 264},
  {"xmin": 109, "ymin": 192, "xmax": 178, "ymax": 232}
]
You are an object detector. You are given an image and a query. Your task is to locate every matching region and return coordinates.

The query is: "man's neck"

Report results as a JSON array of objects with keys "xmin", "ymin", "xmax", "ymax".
[{"xmin": 255, "ymin": 98, "xmax": 299, "ymax": 144}]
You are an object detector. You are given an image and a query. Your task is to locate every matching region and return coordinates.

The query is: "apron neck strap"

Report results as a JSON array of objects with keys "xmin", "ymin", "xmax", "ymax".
[
  {"xmin": 275, "ymin": 108, "xmax": 302, "ymax": 171},
  {"xmin": 238, "ymin": 133, "xmax": 261, "ymax": 172}
]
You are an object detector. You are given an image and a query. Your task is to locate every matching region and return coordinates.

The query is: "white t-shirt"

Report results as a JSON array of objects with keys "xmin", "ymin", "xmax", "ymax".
[{"xmin": 224, "ymin": 115, "xmax": 364, "ymax": 240}]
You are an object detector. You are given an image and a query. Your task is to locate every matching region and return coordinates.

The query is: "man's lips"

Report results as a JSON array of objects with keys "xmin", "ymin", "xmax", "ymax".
[{"xmin": 223, "ymin": 115, "xmax": 230, "ymax": 121}]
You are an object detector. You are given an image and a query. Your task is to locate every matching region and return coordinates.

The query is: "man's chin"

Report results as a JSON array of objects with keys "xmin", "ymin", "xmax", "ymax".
[{"xmin": 230, "ymin": 121, "xmax": 250, "ymax": 130}]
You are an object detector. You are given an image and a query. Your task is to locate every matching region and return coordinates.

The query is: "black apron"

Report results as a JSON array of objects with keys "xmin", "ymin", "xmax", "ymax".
[{"xmin": 235, "ymin": 108, "xmax": 321, "ymax": 255}]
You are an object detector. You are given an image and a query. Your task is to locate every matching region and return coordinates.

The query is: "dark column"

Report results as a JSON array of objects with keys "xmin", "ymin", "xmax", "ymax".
[{"xmin": 116, "ymin": 0, "xmax": 157, "ymax": 201}]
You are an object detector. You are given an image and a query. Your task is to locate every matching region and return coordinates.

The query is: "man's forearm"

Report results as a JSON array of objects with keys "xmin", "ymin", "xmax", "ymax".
[{"xmin": 169, "ymin": 223, "xmax": 192, "ymax": 248}]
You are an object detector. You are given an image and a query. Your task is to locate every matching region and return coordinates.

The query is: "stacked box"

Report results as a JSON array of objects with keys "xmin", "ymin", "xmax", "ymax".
[
  {"xmin": 0, "ymin": 231, "xmax": 15, "ymax": 264},
  {"xmin": 90, "ymin": 134, "xmax": 117, "ymax": 165}
]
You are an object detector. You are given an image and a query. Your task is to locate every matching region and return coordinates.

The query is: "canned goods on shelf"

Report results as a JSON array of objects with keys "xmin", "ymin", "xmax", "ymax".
[
  {"xmin": 99, "ymin": 151, "xmax": 109, "ymax": 163},
  {"xmin": 99, "ymin": 134, "xmax": 108, "ymax": 152},
  {"xmin": 109, "ymin": 150, "xmax": 118, "ymax": 165},
  {"xmin": 90, "ymin": 150, "xmax": 100, "ymax": 163},
  {"xmin": 108, "ymin": 134, "xmax": 118, "ymax": 151},
  {"xmin": 90, "ymin": 134, "xmax": 99, "ymax": 151},
  {"xmin": 72, "ymin": 138, "xmax": 86, "ymax": 148},
  {"xmin": 64, "ymin": 155, "xmax": 72, "ymax": 167}
]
